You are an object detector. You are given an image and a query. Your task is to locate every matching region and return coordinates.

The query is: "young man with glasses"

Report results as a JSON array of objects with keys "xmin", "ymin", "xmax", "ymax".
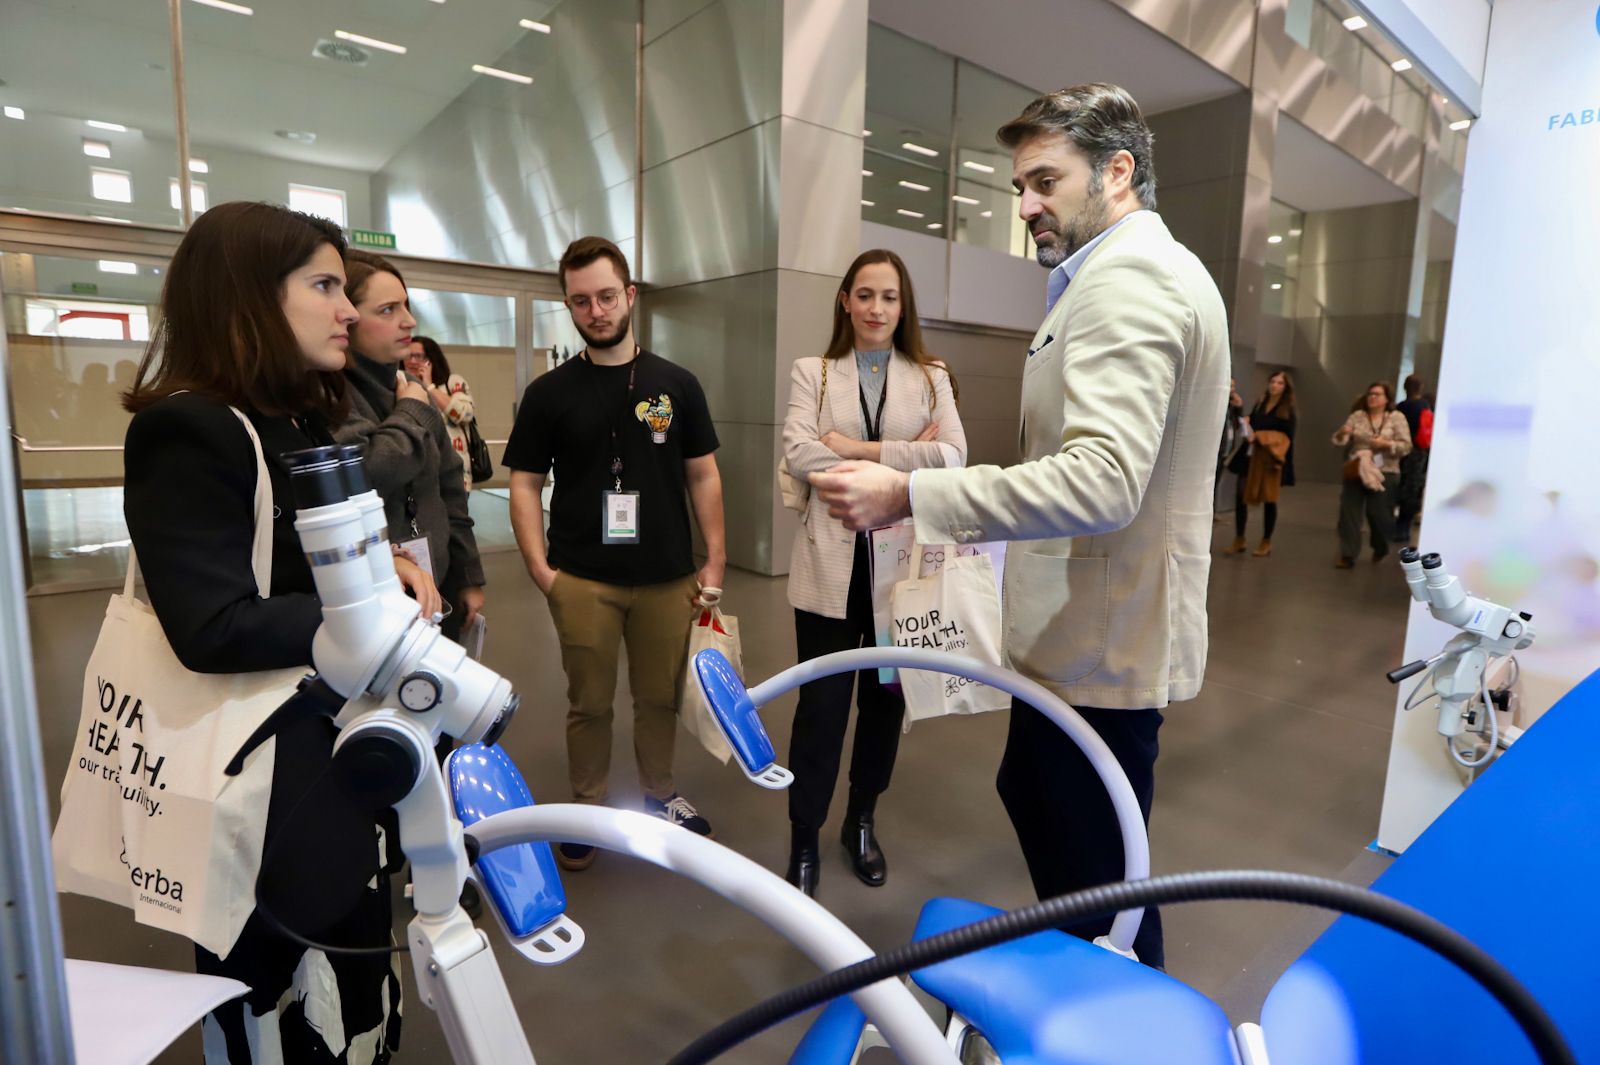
[{"xmin": 505, "ymin": 236, "xmax": 726, "ymax": 870}]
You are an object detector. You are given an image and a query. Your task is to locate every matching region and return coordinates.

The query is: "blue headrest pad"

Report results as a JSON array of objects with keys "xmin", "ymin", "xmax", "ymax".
[
  {"xmin": 694, "ymin": 648, "xmax": 775, "ymax": 773},
  {"xmin": 447, "ymin": 744, "xmax": 567, "ymax": 939},
  {"xmin": 911, "ymin": 897, "xmax": 1238, "ymax": 1065},
  {"xmin": 787, "ymin": 997, "xmax": 868, "ymax": 1065}
]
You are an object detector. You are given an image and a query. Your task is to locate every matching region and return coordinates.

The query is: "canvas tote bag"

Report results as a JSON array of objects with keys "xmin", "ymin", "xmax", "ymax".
[{"xmin": 52, "ymin": 408, "xmax": 305, "ymax": 958}]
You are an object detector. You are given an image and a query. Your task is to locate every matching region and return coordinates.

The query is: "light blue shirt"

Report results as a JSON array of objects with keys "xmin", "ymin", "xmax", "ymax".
[{"xmin": 1045, "ymin": 210, "xmax": 1146, "ymax": 312}]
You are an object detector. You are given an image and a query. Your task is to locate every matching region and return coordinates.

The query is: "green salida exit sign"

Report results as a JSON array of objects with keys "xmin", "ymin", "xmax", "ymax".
[
  {"xmin": 349, "ymin": 228, "xmax": 397, "ymax": 250},
  {"xmin": 71, "ymin": 282, "xmax": 98, "ymax": 295}
]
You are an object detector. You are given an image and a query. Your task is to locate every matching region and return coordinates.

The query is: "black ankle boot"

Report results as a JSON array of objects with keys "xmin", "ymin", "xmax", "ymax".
[
  {"xmin": 840, "ymin": 790, "xmax": 887, "ymax": 887},
  {"xmin": 785, "ymin": 824, "xmax": 820, "ymax": 897}
]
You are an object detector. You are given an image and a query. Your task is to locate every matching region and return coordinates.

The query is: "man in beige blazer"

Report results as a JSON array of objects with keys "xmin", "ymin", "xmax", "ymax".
[{"xmin": 813, "ymin": 84, "xmax": 1230, "ymax": 967}]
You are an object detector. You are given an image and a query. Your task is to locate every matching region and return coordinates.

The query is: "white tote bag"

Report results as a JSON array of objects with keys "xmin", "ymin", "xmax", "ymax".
[
  {"xmin": 869, "ymin": 523, "xmax": 1005, "ymax": 685},
  {"xmin": 888, "ymin": 549, "xmax": 1010, "ymax": 729},
  {"xmin": 52, "ymin": 409, "xmax": 305, "ymax": 958},
  {"xmin": 679, "ymin": 597, "xmax": 742, "ymax": 764}
]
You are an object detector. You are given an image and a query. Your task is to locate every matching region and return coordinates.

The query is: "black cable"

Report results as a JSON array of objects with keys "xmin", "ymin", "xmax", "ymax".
[
  {"xmin": 253, "ymin": 762, "xmax": 411, "ymax": 957},
  {"xmin": 665, "ymin": 870, "xmax": 1574, "ymax": 1065}
]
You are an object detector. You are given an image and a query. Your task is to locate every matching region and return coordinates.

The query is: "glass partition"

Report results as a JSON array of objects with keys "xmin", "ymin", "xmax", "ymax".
[
  {"xmin": 952, "ymin": 62, "xmax": 1034, "ymax": 259},
  {"xmin": 862, "ymin": 25, "xmax": 954, "ymax": 240}
]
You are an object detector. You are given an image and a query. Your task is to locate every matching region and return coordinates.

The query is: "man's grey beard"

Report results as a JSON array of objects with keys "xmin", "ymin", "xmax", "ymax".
[{"xmin": 1033, "ymin": 171, "xmax": 1110, "ymax": 268}]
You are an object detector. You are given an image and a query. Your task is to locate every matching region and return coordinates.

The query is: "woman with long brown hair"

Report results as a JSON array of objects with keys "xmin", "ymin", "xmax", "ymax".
[
  {"xmin": 778, "ymin": 248, "xmax": 966, "ymax": 896},
  {"xmin": 1223, "ymin": 369, "xmax": 1297, "ymax": 557},
  {"xmin": 336, "ymin": 251, "xmax": 485, "ymax": 640},
  {"xmin": 123, "ymin": 202, "xmax": 429, "ymax": 1063},
  {"xmin": 1332, "ymin": 380, "xmax": 1412, "ymax": 567}
]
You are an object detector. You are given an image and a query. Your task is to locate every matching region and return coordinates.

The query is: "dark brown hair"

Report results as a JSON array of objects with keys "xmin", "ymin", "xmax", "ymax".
[
  {"xmin": 1403, "ymin": 372, "xmax": 1423, "ymax": 399},
  {"xmin": 1353, "ymin": 381, "xmax": 1395, "ymax": 413},
  {"xmin": 344, "ymin": 248, "xmax": 406, "ymax": 307},
  {"xmin": 411, "ymin": 335, "xmax": 451, "ymax": 386},
  {"xmin": 1259, "ymin": 369, "xmax": 1296, "ymax": 421},
  {"xmin": 123, "ymin": 201, "xmax": 348, "ymax": 419},
  {"xmin": 997, "ymin": 83, "xmax": 1157, "ymax": 210},
  {"xmin": 824, "ymin": 249, "xmax": 956, "ymax": 407},
  {"xmin": 558, "ymin": 236, "xmax": 631, "ymax": 293}
]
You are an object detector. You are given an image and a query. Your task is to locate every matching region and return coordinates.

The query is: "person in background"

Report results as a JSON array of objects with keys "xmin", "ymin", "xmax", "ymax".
[
  {"xmin": 504, "ymin": 236, "xmax": 726, "ymax": 871},
  {"xmin": 780, "ymin": 248, "xmax": 967, "ymax": 897},
  {"xmin": 122, "ymin": 202, "xmax": 437, "ymax": 1064},
  {"xmin": 1223, "ymin": 369, "xmax": 1296, "ymax": 557},
  {"xmin": 1393, "ymin": 373, "xmax": 1432, "ymax": 544},
  {"xmin": 1214, "ymin": 377, "xmax": 1245, "ymax": 521},
  {"xmin": 406, "ymin": 335, "xmax": 478, "ymax": 491},
  {"xmin": 1332, "ymin": 381, "xmax": 1412, "ymax": 568},
  {"xmin": 337, "ymin": 252, "xmax": 486, "ymax": 641}
]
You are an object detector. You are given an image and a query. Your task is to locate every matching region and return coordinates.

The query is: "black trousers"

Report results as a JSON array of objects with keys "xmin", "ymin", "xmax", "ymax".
[
  {"xmin": 997, "ymin": 697, "xmax": 1166, "ymax": 968},
  {"xmin": 1234, "ymin": 476, "xmax": 1278, "ymax": 539},
  {"xmin": 788, "ymin": 536, "xmax": 906, "ymax": 831}
]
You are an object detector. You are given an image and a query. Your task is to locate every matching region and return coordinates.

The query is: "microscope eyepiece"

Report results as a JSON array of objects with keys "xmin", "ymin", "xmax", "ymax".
[
  {"xmin": 336, "ymin": 444, "xmax": 372, "ymax": 496},
  {"xmin": 482, "ymin": 692, "xmax": 519, "ymax": 748},
  {"xmin": 1420, "ymin": 552, "xmax": 1443, "ymax": 570},
  {"xmin": 282, "ymin": 446, "xmax": 349, "ymax": 510},
  {"xmin": 1399, "ymin": 547, "xmax": 1420, "ymax": 564}
]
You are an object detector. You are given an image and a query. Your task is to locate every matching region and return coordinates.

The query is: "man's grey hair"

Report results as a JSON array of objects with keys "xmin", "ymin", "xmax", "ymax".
[{"xmin": 997, "ymin": 83, "xmax": 1158, "ymax": 210}]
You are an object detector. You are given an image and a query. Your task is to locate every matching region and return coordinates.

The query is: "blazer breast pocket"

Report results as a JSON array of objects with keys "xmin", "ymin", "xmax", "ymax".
[{"xmin": 1004, "ymin": 552, "xmax": 1109, "ymax": 685}]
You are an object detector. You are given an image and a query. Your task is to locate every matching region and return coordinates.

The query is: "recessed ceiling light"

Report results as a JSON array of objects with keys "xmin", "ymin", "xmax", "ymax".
[
  {"xmin": 86, "ymin": 120, "xmax": 127, "ymax": 132},
  {"xmin": 83, "ymin": 139, "xmax": 111, "ymax": 158},
  {"xmin": 1391, "ymin": 58, "xmax": 1412, "ymax": 72},
  {"xmin": 1449, "ymin": 119, "xmax": 1471, "ymax": 131},
  {"xmin": 99, "ymin": 260, "xmax": 137, "ymax": 274},
  {"xmin": 861, "ymin": 199, "xmax": 875, "ymax": 207},
  {"xmin": 901, "ymin": 141, "xmax": 938, "ymax": 157},
  {"xmin": 1288, "ymin": 228, "xmax": 1302, "ymax": 236},
  {"xmin": 190, "ymin": 0, "xmax": 253, "ymax": 14},
  {"xmin": 519, "ymin": 18, "xmax": 551, "ymax": 33},
  {"xmin": 189, "ymin": 158, "xmax": 208, "ymax": 173},
  {"xmin": 336, "ymin": 30, "xmax": 406, "ymax": 55},
  {"xmin": 952, "ymin": 194, "xmax": 980, "ymax": 205},
  {"xmin": 1342, "ymin": 15, "xmax": 1367, "ymax": 30},
  {"xmin": 862, "ymin": 129, "xmax": 872, "ymax": 137},
  {"xmin": 898, "ymin": 180, "xmax": 930, "ymax": 191},
  {"xmin": 92, "ymin": 215, "xmax": 133, "ymax": 224},
  {"xmin": 1271, "ymin": 283, "xmax": 1283, "ymax": 290},
  {"xmin": 896, "ymin": 208, "xmax": 924, "ymax": 219},
  {"xmin": 980, "ymin": 210, "xmax": 992, "ymax": 218},
  {"xmin": 275, "ymin": 129, "xmax": 317, "ymax": 143},
  {"xmin": 927, "ymin": 223, "xmax": 942, "ymax": 230},
  {"xmin": 3, "ymin": 106, "xmax": 23, "ymax": 120},
  {"xmin": 962, "ymin": 160, "xmax": 995, "ymax": 174},
  {"xmin": 472, "ymin": 64, "xmax": 533, "ymax": 84},
  {"xmin": 862, "ymin": 169, "xmax": 873, "ymax": 177},
  {"xmin": 1267, "ymin": 234, "xmax": 1284, "ymax": 244}
]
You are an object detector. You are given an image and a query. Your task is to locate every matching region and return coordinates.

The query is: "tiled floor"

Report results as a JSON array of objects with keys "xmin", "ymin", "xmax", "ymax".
[{"xmin": 28, "ymin": 481, "xmax": 1412, "ymax": 1063}]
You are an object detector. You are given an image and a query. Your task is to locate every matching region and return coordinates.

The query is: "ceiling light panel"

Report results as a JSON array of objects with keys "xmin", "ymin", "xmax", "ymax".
[{"xmin": 335, "ymin": 30, "xmax": 407, "ymax": 55}]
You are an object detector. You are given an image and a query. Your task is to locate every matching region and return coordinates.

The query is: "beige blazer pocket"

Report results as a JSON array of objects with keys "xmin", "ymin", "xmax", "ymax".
[{"xmin": 1004, "ymin": 553, "xmax": 1110, "ymax": 685}]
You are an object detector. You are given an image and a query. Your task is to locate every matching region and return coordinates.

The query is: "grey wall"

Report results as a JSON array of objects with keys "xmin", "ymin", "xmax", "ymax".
[
  {"xmin": 1281, "ymin": 199, "xmax": 1419, "ymax": 483},
  {"xmin": 918, "ymin": 324, "xmax": 1029, "ymax": 471},
  {"xmin": 640, "ymin": 0, "xmax": 868, "ymax": 576}
]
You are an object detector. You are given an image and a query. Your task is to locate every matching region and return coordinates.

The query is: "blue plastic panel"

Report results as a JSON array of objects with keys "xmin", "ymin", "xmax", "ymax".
[
  {"xmin": 787, "ymin": 996, "xmax": 867, "ymax": 1065},
  {"xmin": 694, "ymin": 648, "xmax": 775, "ymax": 774},
  {"xmin": 447, "ymin": 744, "xmax": 566, "ymax": 939},
  {"xmin": 1263, "ymin": 668, "xmax": 1600, "ymax": 1065},
  {"xmin": 911, "ymin": 897, "xmax": 1238, "ymax": 1065}
]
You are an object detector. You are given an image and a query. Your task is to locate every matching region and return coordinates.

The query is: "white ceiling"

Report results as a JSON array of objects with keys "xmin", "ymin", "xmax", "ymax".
[
  {"xmin": 869, "ymin": 0, "xmax": 1245, "ymax": 117},
  {"xmin": 0, "ymin": 0, "xmax": 560, "ymax": 171},
  {"xmin": 1271, "ymin": 113, "xmax": 1412, "ymax": 211}
]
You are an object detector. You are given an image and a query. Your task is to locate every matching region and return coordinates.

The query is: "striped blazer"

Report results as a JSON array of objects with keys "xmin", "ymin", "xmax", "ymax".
[{"xmin": 783, "ymin": 351, "xmax": 966, "ymax": 618}]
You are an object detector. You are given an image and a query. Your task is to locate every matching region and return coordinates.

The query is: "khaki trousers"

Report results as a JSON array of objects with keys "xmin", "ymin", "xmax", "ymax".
[{"xmin": 545, "ymin": 571, "xmax": 697, "ymax": 803}]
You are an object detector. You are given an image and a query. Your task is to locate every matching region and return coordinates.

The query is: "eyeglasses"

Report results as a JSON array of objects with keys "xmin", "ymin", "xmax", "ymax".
[{"xmin": 567, "ymin": 289, "xmax": 623, "ymax": 313}]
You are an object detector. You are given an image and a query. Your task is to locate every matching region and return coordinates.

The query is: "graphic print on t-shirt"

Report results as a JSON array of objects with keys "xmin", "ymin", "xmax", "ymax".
[{"xmin": 635, "ymin": 394, "xmax": 674, "ymax": 443}]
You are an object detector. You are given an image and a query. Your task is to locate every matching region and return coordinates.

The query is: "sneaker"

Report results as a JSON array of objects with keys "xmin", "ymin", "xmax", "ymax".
[
  {"xmin": 555, "ymin": 842, "xmax": 596, "ymax": 871},
  {"xmin": 645, "ymin": 793, "xmax": 714, "ymax": 838}
]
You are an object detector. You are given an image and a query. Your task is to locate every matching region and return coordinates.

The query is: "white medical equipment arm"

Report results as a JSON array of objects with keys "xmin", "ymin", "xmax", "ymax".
[
  {"xmin": 1389, "ymin": 548, "xmax": 1534, "ymax": 761},
  {"xmin": 697, "ymin": 645, "xmax": 1150, "ymax": 958}
]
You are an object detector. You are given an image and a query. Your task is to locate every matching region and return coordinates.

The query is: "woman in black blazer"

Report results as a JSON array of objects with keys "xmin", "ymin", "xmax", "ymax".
[{"xmin": 122, "ymin": 202, "xmax": 435, "ymax": 1065}]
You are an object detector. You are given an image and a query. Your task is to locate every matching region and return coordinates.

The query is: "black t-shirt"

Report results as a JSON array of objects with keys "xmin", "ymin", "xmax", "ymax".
[
  {"xmin": 1396, "ymin": 398, "xmax": 1429, "ymax": 443},
  {"xmin": 503, "ymin": 349, "xmax": 719, "ymax": 585}
]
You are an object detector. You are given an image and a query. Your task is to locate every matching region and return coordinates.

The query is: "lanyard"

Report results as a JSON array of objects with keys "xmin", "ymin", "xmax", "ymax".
[
  {"xmin": 582, "ymin": 347, "xmax": 638, "ymax": 491},
  {"xmin": 859, "ymin": 376, "xmax": 889, "ymax": 443}
]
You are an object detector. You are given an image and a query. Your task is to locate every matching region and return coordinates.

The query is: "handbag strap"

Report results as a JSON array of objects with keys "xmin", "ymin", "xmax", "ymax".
[
  {"xmin": 818, "ymin": 356, "xmax": 828, "ymax": 417},
  {"xmin": 122, "ymin": 405, "xmax": 276, "ymax": 601}
]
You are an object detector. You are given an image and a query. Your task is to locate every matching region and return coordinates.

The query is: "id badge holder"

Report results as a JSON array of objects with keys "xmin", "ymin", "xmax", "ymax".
[{"xmin": 602, "ymin": 490, "xmax": 641, "ymax": 545}]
